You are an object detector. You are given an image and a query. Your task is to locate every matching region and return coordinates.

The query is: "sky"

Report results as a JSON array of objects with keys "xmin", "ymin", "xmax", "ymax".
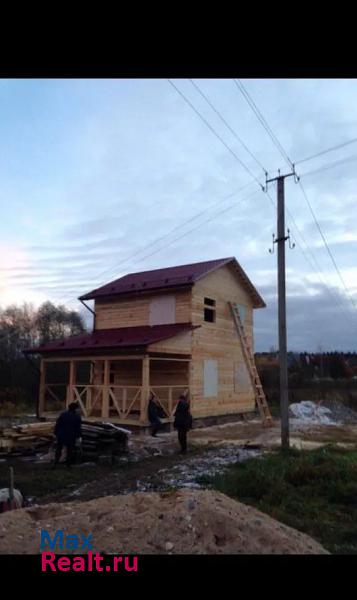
[{"xmin": 1, "ymin": 78, "xmax": 357, "ymax": 352}]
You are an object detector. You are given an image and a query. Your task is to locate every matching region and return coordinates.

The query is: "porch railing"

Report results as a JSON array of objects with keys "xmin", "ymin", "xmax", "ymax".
[
  {"xmin": 42, "ymin": 383, "xmax": 189, "ymax": 423},
  {"xmin": 150, "ymin": 386, "xmax": 189, "ymax": 419}
]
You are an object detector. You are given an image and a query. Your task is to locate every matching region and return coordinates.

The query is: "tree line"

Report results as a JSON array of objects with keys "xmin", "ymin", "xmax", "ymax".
[
  {"xmin": 0, "ymin": 302, "xmax": 86, "ymax": 411},
  {"xmin": 256, "ymin": 351, "xmax": 357, "ymax": 388}
]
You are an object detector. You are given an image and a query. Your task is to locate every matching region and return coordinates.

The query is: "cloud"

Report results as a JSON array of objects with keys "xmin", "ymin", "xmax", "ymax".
[
  {"xmin": 2, "ymin": 79, "xmax": 357, "ymax": 350},
  {"xmin": 254, "ymin": 280, "xmax": 357, "ymax": 351}
]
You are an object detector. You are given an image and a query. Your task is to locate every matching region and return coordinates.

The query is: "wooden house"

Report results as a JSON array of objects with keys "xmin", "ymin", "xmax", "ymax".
[{"xmin": 24, "ymin": 257, "xmax": 267, "ymax": 429}]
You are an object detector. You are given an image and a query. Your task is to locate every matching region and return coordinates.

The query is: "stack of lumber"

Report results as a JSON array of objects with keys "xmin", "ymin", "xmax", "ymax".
[
  {"xmin": 0, "ymin": 422, "xmax": 54, "ymax": 456},
  {"xmin": 81, "ymin": 421, "xmax": 130, "ymax": 459},
  {"xmin": 0, "ymin": 420, "xmax": 130, "ymax": 459}
]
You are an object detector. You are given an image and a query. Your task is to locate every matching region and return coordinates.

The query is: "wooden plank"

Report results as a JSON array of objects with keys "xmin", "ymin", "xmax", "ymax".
[
  {"xmin": 140, "ymin": 356, "xmax": 149, "ymax": 423},
  {"xmin": 67, "ymin": 360, "xmax": 76, "ymax": 407},
  {"xmin": 73, "ymin": 387, "xmax": 88, "ymax": 417},
  {"xmin": 102, "ymin": 360, "xmax": 110, "ymax": 419},
  {"xmin": 39, "ymin": 359, "xmax": 46, "ymax": 415},
  {"xmin": 43, "ymin": 355, "xmax": 146, "ymax": 363},
  {"xmin": 149, "ymin": 357, "xmax": 191, "ymax": 362}
]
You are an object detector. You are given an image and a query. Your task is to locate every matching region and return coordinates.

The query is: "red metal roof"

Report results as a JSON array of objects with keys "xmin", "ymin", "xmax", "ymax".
[
  {"xmin": 79, "ymin": 257, "xmax": 265, "ymax": 308},
  {"xmin": 24, "ymin": 323, "xmax": 198, "ymax": 355}
]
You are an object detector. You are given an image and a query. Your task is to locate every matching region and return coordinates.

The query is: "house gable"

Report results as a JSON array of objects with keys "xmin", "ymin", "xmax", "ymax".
[{"xmin": 92, "ymin": 258, "xmax": 264, "ymax": 332}]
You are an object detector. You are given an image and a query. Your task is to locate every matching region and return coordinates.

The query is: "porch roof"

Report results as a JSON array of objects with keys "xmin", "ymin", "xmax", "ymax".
[{"xmin": 23, "ymin": 323, "xmax": 198, "ymax": 355}]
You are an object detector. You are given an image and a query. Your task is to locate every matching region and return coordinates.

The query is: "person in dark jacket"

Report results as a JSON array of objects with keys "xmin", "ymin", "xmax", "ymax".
[
  {"xmin": 147, "ymin": 392, "xmax": 164, "ymax": 437},
  {"xmin": 173, "ymin": 394, "xmax": 192, "ymax": 454},
  {"xmin": 53, "ymin": 401, "xmax": 82, "ymax": 468}
]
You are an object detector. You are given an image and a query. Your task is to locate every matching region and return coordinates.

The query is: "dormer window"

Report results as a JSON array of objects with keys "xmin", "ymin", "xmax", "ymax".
[{"xmin": 204, "ymin": 297, "xmax": 216, "ymax": 323}]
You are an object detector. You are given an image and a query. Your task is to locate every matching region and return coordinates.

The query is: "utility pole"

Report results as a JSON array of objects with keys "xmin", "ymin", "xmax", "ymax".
[{"xmin": 267, "ymin": 170, "xmax": 297, "ymax": 450}]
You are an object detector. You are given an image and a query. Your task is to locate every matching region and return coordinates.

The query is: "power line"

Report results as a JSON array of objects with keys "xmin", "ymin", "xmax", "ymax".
[
  {"xmin": 232, "ymin": 78, "xmax": 357, "ymax": 319},
  {"xmin": 32, "ymin": 189, "xmax": 259, "ymax": 323},
  {"xmin": 298, "ymin": 179, "xmax": 357, "ymax": 309},
  {"xmin": 295, "ymin": 137, "xmax": 357, "ymax": 166},
  {"xmin": 189, "ymin": 79, "xmax": 267, "ymax": 175},
  {"xmin": 77, "ymin": 182, "xmax": 255, "ymax": 292},
  {"xmin": 233, "ymin": 79, "xmax": 293, "ymax": 170},
  {"xmin": 42, "ymin": 182, "xmax": 257, "ymax": 308},
  {"xmin": 4, "ymin": 181, "xmax": 255, "ymax": 289},
  {"xmin": 168, "ymin": 79, "xmax": 265, "ymax": 191},
  {"xmin": 7, "ymin": 78, "xmax": 270, "ymax": 317},
  {"xmin": 266, "ymin": 190, "xmax": 357, "ymax": 331},
  {"xmin": 300, "ymin": 152, "xmax": 357, "ymax": 179},
  {"xmin": 58, "ymin": 79, "xmax": 270, "ymax": 307},
  {"xmin": 59, "ymin": 188, "xmax": 260, "ymax": 308},
  {"xmin": 127, "ymin": 189, "xmax": 260, "ymax": 267}
]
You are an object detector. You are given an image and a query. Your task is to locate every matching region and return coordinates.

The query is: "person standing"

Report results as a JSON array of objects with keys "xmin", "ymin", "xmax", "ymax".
[
  {"xmin": 53, "ymin": 401, "xmax": 82, "ymax": 468},
  {"xmin": 147, "ymin": 392, "xmax": 164, "ymax": 437},
  {"xmin": 173, "ymin": 394, "xmax": 192, "ymax": 454}
]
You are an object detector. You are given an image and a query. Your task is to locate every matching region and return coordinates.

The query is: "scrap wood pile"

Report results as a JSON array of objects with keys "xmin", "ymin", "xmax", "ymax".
[
  {"xmin": 0, "ymin": 420, "xmax": 130, "ymax": 458},
  {"xmin": 0, "ymin": 422, "xmax": 54, "ymax": 456},
  {"xmin": 80, "ymin": 421, "xmax": 130, "ymax": 458}
]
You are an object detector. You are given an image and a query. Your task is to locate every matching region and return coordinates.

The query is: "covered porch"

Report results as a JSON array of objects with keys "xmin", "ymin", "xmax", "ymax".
[{"xmin": 39, "ymin": 354, "xmax": 190, "ymax": 426}]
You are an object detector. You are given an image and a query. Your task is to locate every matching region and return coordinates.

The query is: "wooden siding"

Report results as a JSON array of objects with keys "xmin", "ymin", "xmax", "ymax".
[
  {"xmin": 94, "ymin": 289, "xmax": 191, "ymax": 330},
  {"xmin": 190, "ymin": 264, "xmax": 256, "ymax": 417},
  {"xmin": 148, "ymin": 330, "xmax": 193, "ymax": 355},
  {"xmin": 150, "ymin": 360, "xmax": 189, "ymax": 387}
]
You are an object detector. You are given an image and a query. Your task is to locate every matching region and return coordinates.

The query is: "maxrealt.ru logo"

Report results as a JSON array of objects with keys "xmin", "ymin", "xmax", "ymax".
[
  {"xmin": 40, "ymin": 530, "xmax": 138, "ymax": 573},
  {"xmin": 41, "ymin": 530, "xmax": 93, "ymax": 552}
]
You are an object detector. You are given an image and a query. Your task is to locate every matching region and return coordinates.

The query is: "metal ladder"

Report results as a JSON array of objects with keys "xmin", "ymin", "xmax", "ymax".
[{"xmin": 229, "ymin": 302, "xmax": 273, "ymax": 427}]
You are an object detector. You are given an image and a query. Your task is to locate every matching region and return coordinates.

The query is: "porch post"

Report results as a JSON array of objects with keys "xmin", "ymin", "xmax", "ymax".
[
  {"xmin": 102, "ymin": 359, "xmax": 110, "ymax": 418},
  {"xmin": 188, "ymin": 359, "xmax": 193, "ymax": 411},
  {"xmin": 67, "ymin": 360, "xmax": 76, "ymax": 407},
  {"xmin": 87, "ymin": 361, "xmax": 93, "ymax": 414},
  {"xmin": 38, "ymin": 359, "xmax": 46, "ymax": 417},
  {"xmin": 140, "ymin": 355, "xmax": 150, "ymax": 423}
]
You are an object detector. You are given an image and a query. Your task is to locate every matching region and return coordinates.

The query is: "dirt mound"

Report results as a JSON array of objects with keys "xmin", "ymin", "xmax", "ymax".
[{"xmin": 0, "ymin": 489, "xmax": 327, "ymax": 554}]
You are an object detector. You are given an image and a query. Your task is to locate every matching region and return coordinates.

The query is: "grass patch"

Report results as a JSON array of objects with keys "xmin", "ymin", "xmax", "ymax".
[{"xmin": 197, "ymin": 445, "xmax": 357, "ymax": 554}]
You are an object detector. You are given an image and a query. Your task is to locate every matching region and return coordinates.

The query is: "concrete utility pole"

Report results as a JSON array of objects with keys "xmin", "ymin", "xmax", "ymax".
[{"xmin": 267, "ymin": 171, "xmax": 296, "ymax": 450}]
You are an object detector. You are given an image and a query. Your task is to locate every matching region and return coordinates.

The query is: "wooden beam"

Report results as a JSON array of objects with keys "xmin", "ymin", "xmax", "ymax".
[
  {"xmin": 67, "ymin": 360, "xmax": 76, "ymax": 407},
  {"xmin": 188, "ymin": 359, "xmax": 193, "ymax": 410},
  {"xmin": 39, "ymin": 359, "xmax": 46, "ymax": 416},
  {"xmin": 41, "ymin": 355, "xmax": 146, "ymax": 363},
  {"xmin": 140, "ymin": 355, "xmax": 150, "ymax": 423},
  {"xmin": 149, "ymin": 357, "xmax": 191, "ymax": 362},
  {"xmin": 102, "ymin": 359, "xmax": 110, "ymax": 418}
]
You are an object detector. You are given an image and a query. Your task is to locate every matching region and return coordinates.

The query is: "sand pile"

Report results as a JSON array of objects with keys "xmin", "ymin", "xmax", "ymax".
[{"xmin": 0, "ymin": 489, "xmax": 327, "ymax": 554}]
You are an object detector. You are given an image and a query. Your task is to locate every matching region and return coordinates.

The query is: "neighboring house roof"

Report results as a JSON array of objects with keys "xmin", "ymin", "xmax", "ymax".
[
  {"xmin": 23, "ymin": 323, "xmax": 198, "ymax": 355},
  {"xmin": 79, "ymin": 257, "xmax": 266, "ymax": 308}
]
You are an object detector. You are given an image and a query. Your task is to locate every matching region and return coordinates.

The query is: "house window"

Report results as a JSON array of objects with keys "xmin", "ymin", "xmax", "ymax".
[
  {"xmin": 204, "ymin": 359, "xmax": 218, "ymax": 397},
  {"xmin": 149, "ymin": 294, "xmax": 176, "ymax": 325},
  {"xmin": 204, "ymin": 297, "xmax": 216, "ymax": 323}
]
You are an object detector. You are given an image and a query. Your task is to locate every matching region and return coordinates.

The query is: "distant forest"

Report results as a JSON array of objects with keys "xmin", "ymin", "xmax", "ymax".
[
  {"xmin": 0, "ymin": 302, "xmax": 86, "ymax": 411},
  {"xmin": 255, "ymin": 351, "xmax": 357, "ymax": 388}
]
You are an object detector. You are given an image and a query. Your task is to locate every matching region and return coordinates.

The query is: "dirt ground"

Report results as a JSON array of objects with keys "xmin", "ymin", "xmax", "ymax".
[
  {"xmin": 186, "ymin": 417, "xmax": 357, "ymax": 449},
  {"xmin": 2, "ymin": 416, "xmax": 356, "ymax": 507},
  {"xmin": 0, "ymin": 488, "xmax": 328, "ymax": 554},
  {"xmin": 1, "ymin": 413, "xmax": 355, "ymax": 554}
]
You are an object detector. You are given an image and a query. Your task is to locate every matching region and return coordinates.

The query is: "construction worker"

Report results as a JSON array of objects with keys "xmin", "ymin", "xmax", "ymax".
[
  {"xmin": 173, "ymin": 394, "xmax": 192, "ymax": 454},
  {"xmin": 53, "ymin": 401, "xmax": 82, "ymax": 468},
  {"xmin": 147, "ymin": 392, "xmax": 165, "ymax": 437}
]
